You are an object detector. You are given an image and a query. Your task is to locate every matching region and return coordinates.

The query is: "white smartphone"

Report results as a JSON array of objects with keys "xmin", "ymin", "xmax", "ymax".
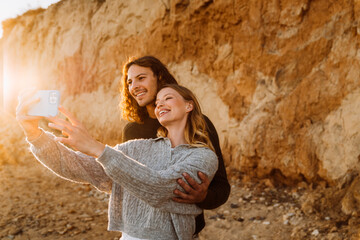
[{"xmin": 28, "ymin": 90, "xmax": 61, "ymax": 117}]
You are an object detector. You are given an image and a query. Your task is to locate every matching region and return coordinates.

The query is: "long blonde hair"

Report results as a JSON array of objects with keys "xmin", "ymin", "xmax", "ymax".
[{"xmin": 157, "ymin": 84, "xmax": 214, "ymax": 151}]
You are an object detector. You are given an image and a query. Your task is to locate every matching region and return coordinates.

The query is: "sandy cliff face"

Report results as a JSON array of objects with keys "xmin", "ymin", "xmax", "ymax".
[{"xmin": 1, "ymin": 0, "xmax": 360, "ymax": 185}]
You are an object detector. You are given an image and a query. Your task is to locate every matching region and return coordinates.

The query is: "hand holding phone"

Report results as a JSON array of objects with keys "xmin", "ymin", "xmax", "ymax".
[{"xmin": 27, "ymin": 90, "xmax": 61, "ymax": 117}]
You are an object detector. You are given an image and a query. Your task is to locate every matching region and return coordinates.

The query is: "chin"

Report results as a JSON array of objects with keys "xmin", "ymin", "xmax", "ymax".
[
  {"xmin": 138, "ymin": 98, "xmax": 155, "ymax": 107},
  {"xmin": 137, "ymin": 100, "xmax": 150, "ymax": 107},
  {"xmin": 158, "ymin": 118, "xmax": 169, "ymax": 126}
]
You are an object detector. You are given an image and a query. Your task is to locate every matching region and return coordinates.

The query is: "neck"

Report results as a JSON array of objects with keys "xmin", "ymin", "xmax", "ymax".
[
  {"xmin": 166, "ymin": 118, "xmax": 188, "ymax": 147},
  {"xmin": 146, "ymin": 104, "xmax": 156, "ymax": 119},
  {"xmin": 167, "ymin": 127, "xmax": 187, "ymax": 147}
]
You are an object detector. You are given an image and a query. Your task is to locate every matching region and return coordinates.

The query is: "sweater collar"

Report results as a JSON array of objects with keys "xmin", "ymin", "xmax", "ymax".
[{"xmin": 153, "ymin": 137, "xmax": 193, "ymax": 149}]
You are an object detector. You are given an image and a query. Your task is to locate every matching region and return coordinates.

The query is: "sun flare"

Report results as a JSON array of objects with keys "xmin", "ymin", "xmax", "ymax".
[
  {"xmin": 2, "ymin": 56, "xmax": 42, "ymax": 113},
  {"xmin": 2, "ymin": 62, "xmax": 11, "ymax": 110}
]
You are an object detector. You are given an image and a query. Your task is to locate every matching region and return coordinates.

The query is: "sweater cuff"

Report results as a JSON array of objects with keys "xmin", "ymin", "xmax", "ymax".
[
  {"xmin": 26, "ymin": 130, "xmax": 45, "ymax": 144},
  {"xmin": 96, "ymin": 145, "xmax": 120, "ymax": 168},
  {"xmin": 26, "ymin": 131, "xmax": 58, "ymax": 153},
  {"xmin": 27, "ymin": 131, "xmax": 54, "ymax": 150},
  {"xmin": 96, "ymin": 145, "xmax": 111, "ymax": 161}
]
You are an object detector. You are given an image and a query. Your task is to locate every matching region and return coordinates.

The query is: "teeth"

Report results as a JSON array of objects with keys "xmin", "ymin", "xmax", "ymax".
[
  {"xmin": 134, "ymin": 90, "xmax": 146, "ymax": 97},
  {"xmin": 159, "ymin": 110, "xmax": 169, "ymax": 116}
]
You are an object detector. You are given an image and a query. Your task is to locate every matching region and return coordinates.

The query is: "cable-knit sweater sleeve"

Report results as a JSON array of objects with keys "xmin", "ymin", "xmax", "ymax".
[
  {"xmin": 28, "ymin": 131, "xmax": 112, "ymax": 193},
  {"xmin": 96, "ymin": 139, "xmax": 218, "ymax": 214}
]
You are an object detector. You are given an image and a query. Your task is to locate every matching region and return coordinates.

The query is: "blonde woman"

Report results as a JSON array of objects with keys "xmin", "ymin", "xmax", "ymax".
[
  {"xmin": 121, "ymin": 56, "xmax": 230, "ymax": 236},
  {"xmin": 16, "ymin": 84, "xmax": 218, "ymax": 240}
]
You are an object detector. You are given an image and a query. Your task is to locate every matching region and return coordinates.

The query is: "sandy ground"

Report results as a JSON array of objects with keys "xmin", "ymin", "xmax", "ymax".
[{"xmin": 1, "ymin": 158, "xmax": 360, "ymax": 240}]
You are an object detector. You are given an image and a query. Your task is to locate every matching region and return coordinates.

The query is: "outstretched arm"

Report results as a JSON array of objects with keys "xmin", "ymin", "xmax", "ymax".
[
  {"xmin": 28, "ymin": 131, "xmax": 112, "ymax": 193},
  {"xmin": 16, "ymin": 92, "xmax": 112, "ymax": 192},
  {"xmin": 25, "ymin": 106, "xmax": 112, "ymax": 193}
]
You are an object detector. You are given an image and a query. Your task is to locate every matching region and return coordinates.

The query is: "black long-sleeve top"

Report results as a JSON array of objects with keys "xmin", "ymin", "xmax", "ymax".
[{"xmin": 122, "ymin": 115, "xmax": 231, "ymax": 234}]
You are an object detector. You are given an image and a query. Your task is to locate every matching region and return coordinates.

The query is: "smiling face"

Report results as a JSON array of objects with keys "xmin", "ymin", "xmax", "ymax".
[
  {"xmin": 155, "ymin": 87, "xmax": 193, "ymax": 127},
  {"xmin": 127, "ymin": 64, "xmax": 158, "ymax": 107}
]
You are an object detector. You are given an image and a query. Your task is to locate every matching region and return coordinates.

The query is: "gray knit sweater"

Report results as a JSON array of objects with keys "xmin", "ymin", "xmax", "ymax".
[{"xmin": 28, "ymin": 131, "xmax": 218, "ymax": 240}]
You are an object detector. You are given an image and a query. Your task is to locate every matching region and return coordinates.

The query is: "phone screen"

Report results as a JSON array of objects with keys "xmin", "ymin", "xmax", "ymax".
[{"xmin": 28, "ymin": 90, "xmax": 61, "ymax": 117}]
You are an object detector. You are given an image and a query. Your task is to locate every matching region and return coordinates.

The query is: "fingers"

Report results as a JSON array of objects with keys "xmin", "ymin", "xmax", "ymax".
[
  {"xmin": 16, "ymin": 115, "xmax": 42, "ymax": 122},
  {"xmin": 48, "ymin": 116, "xmax": 71, "ymax": 127},
  {"xmin": 172, "ymin": 196, "xmax": 193, "ymax": 204},
  {"xmin": 19, "ymin": 97, "xmax": 40, "ymax": 115},
  {"xmin": 48, "ymin": 116, "xmax": 76, "ymax": 131},
  {"xmin": 173, "ymin": 176, "xmax": 196, "ymax": 202},
  {"xmin": 18, "ymin": 88, "xmax": 37, "ymax": 102},
  {"xmin": 177, "ymin": 178, "xmax": 196, "ymax": 194},
  {"xmin": 49, "ymin": 106, "xmax": 83, "ymax": 131},
  {"xmin": 54, "ymin": 137, "xmax": 72, "ymax": 146},
  {"xmin": 16, "ymin": 90, "xmax": 40, "ymax": 116},
  {"xmin": 198, "ymin": 172, "xmax": 210, "ymax": 187},
  {"xmin": 182, "ymin": 173, "xmax": 202, "ymax": 191},
  {"xmin": 58, "ymin": 106, "xmax": 80, "ymax": 125},
  {"xmin": 172, "ymin": 188, "xmax": 193, "ymax": 203},
  {"xmin": 173, "ymin": 172, "xmax": 210, "ymax": 204},
  {"xmin": 48, "ymin": 122, "xmax": 72, "ymax": 135}
]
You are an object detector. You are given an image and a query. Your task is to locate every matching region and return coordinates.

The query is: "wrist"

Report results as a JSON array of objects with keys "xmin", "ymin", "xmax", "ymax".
[
  {"xmin": 26, "ymin": 129, "xmax": 42, "ymax": 141},
  {"xmin": 198, "ymin": 190, "xmax": 208, "ymax": 203},
  {"xmin": 196, "ymin": 190, "xmax": 211, "ymax": 209},
  {"xmin": 92, "ymin": 141, "xmax": 105, "ymax": 158}
]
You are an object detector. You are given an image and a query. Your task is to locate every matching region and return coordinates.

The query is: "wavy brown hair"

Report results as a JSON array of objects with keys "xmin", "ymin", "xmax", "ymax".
[
  {"xmin": 120, "ymin": 56, "xmax": 178, "ymax": 123},
  {"xmin": 157, "ymin": 84, "xmax": 214, "ymax": 151}
]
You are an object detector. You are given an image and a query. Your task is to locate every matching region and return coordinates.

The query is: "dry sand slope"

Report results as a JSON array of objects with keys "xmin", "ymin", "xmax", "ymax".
[{"xmin": 1, "ymin": 161, "xmax": 360, "ymax": 240}]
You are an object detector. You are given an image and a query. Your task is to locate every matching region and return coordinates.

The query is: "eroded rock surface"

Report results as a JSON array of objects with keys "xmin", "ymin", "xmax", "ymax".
[{"xmin": 1, "ymin": 0, "xmax": 360, "ymax": 185}]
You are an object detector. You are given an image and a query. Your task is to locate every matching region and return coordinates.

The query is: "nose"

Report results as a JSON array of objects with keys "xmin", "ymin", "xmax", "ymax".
[
  {"xmin": 129, "ymin": 79, "xmax": 139, "ymax": 91},
  {"xmin": 156, "ymin": 99, "xmax": 164, "ymax": 108}
]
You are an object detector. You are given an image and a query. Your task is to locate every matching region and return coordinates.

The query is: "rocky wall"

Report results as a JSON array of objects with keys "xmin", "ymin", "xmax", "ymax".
[
  {"xmin": 1, "ymin": 0, "xmax": 360, "ymax": 185},
  {"xmin": 0, "ymin": 38, "xmax": 2, "ymax": 107}
]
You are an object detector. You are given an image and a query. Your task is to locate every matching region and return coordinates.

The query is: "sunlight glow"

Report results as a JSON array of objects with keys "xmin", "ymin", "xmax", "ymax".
[
  {"xmin": 3, "ymin": 58, "xmax": 14, "ymax": 112},
  {"xmin": 0, "ymin": 62, "xmax": 3, "ymax": 109},
  {"xmin": 3, "ymin": 51, "xmax": 42, "ymax": 113},
  {"xmin": 0, "ymin": 1, "xmax": 60, "ymax": 111},
  {"xmin": 3, "ymin": 64, "xmax": 11, "ymax": 110},
  {"xmin": 0, "ymin": 0, "xmax": 61, "ymax": 38}
]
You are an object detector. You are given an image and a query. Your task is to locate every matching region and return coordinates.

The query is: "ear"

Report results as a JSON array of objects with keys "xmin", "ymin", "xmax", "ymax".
[{"xmin": 186, "ymin": 102, "xmax": 194, "ymax": 113}]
